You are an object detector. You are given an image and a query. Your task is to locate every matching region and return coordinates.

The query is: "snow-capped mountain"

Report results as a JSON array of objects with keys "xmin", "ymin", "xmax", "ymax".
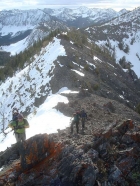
[
  {"xmin": 0, "ymin": 6, "xmax": 139, "ymax": 78},
  {"xmin": 0, "ymin": 6, "xmax": 140, "ymax": 185},
  {"xmin": 84, "ymin": 7, "xmax": 140, "ymax": 78},
  {"xmin": 0, "ymin": 37, "xmax": 70, "ymax": 145},
  {"xmin": 0, "ymin": 9, "xmax": 49, "ymax": 37},
  {"xmin": 0, "ymin": 30, "xmax": 140, "ymax": 143},
  {"xmin": 45, "ymin": 6, "xmax": 128, "ymax": 23},
  {"xmin": 0, "ymin": 9, "xmax": 68, "ymax": 47},
  {"xmin": 0, "ymin": 6, "xmax": 140, "ymax": 130},
  {"xmin": 0, "ymin": 7, "xmax": 128, "ymax": 47},
  {"xmin": 44, "ymin": 6, "xmax": 128, "ymax": 27}
]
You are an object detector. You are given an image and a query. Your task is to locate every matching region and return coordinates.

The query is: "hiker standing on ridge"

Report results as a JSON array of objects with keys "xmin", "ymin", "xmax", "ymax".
[
  {"xmin": 80, "ymin": 108, "xmax": 87, "ymax": 130},
  {"xmin": 8, "ymin": 113, "xmax": 29, "ymax": 142},
  {"xmin": 70, "ymin": 112, "xmax": 80, "ymax": 134}
]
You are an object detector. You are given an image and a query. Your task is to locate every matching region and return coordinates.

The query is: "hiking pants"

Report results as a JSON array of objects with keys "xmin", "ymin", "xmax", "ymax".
[
  {"xmin": 71, "ymin": 121, "xmax": 79, "ymax": 133},
  {"xmin": 81, "ymin": 118, "xmax": 86, "ymax": 129},
  {"xmin": 15, "ymin": 132, "xmax": 26, "ymax": 142}
]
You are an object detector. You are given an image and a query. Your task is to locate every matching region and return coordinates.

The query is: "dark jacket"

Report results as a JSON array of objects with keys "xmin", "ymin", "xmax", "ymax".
[
  {"xmin": 73, "ymin": 113, "xmax": 80, "ymax": 122},
  {"xmin": 12, "ymin": 113, "xmax": 19, "ymax": 121},
  {"xmin": 80, "ymin": 110, "xmax": 87, "ymax": 118}
]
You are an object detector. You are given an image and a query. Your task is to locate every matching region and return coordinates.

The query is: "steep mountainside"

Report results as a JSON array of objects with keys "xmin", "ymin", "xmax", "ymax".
[
  {"xmin": 0, "ymin": 7, "xmax": 139, "ymax": 81},
  {"xmin": 0, "ymin": 7, "xmax": 128, "ymax": 47},
  {"xmin": 0, "ymin": 29, "xmax": 140, "ymax": 185},
  {"xmin": 51, "ymin": 35, "xmax": 140, "ymax": 109},
  {"xmin": 84, "ymin": 7, "xmax": 140, "ymax": 78},
  {"xmin": 0, "ymin": 9, "xmax": 67, "ymax": 46},
  {"xmin": 0, "ymin": 93, "xmax": 140, "ymax": 185},
  {"xmin": 0, "ymin": 33, "xmax": 140, "ymax": 135}
]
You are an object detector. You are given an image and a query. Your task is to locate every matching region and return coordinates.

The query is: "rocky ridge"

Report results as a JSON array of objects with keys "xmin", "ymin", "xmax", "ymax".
[
  {"xmin": 0, "ymin": 93, "xmax": 140, "ymax": 186},
  {"xmin": 50, "ymin": 36, "xmax": 140, "ymax": 111},
  {"xmin": 83, "ymin": 7, "xmax": 140, "ymax": 79}
]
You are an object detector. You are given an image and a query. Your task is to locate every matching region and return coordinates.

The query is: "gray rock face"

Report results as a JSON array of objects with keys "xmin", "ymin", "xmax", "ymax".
[
  {"xmin": 0, "ymin": 102, "xmax": 140, "ymax": 185},
  {"xmin": 48, "ymin": 37, "xmax": 140, "ymax": 112}
]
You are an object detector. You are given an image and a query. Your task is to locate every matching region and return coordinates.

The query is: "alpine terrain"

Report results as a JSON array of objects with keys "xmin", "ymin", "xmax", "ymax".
[{"xmin": 0, "ymin": 6, "xmax": 140, "ymax": 186}]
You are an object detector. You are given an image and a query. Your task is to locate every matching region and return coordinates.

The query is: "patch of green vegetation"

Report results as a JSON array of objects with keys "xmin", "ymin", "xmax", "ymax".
[{"xmin": 0, "ymin": 29, "xmax": 60, "ymax": 82}]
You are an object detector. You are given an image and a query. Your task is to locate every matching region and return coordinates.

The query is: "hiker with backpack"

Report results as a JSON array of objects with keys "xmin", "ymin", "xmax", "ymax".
[
  {"xmin": 8, "ymin": 113, "xmax": 29, "ymax": 142},
  {"xmin": 70, "ymin": 112, "xmax": 80, "ymax": 134},
  {"xmin": 12, "ymin": 108, "xmax": 19, "ymax": 121},
  {"xmin": 80, "ymin": 108, "xmax": 87, "ymax": 130}
]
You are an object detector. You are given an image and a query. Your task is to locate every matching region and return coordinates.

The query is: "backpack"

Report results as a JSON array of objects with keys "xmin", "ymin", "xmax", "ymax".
[
  {"xmin": 73, "ymin": 113, "xmax": 80, "ymax": 122},
  {"xmin": 13, "ymin": 113, "xmax": 19, "ymax": 121},
  {"xmin": 80, "ymin": 110, "xmax": 87, "ymax": 118},
  {"xmin": 12, "ymin": 108, "xmax": 19, "ymax": 121}
]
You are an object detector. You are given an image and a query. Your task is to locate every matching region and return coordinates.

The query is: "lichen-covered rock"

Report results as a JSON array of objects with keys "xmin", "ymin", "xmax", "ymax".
[{"xmin": 0, "ymin": 104, "xmax": 140, "ymax": 186}]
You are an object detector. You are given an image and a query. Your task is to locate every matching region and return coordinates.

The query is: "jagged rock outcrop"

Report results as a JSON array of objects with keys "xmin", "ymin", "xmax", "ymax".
[
  {"xmin": 0, "ymin": 118, "xmax": 140, "ymax": 186},
  {"xmin": 0, "ymin": 93, "xmax": 140, "ymax": 185}
]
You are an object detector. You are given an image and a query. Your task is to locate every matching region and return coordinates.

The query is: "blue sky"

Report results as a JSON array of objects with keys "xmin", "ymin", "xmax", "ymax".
[{"xmin": 0, "ymin": 0, "xmax": 139, "ymax": 11}]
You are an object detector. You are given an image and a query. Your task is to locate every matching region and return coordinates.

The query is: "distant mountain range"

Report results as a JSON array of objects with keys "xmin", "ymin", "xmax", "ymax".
[
  {"xmin": 0, "ymin": 9, "xmax": 67, "ymax": 47},
  {"xmin": 0, "ymin": 6, "xmax": 139, "ymax": 78},
  {"xmin": 0, "ymin": 6, "xmax": 140, "ymax": 185},
  {"xmin": 43, "ymin": 6, "xmax": 128, "ymax": 27},
  {"xmin": 0, "ymin": 7, "xmax": 128, "ymax": 46}
]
